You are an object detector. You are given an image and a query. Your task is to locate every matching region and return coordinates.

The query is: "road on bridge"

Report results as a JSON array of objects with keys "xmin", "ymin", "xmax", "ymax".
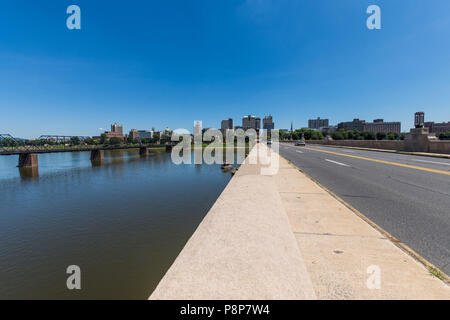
[{"xmin": 277, "ymin": 143, "xmax": 450, "ymax": 270}]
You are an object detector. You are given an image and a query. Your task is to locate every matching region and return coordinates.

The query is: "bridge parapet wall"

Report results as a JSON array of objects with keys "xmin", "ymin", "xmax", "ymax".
[
  {"xmin": 429, "ymin": 141, "xmax": 450, "ymax": 154},
  {"xmin": 325, "ymin": 139, "xmax": 406, "ymax": 151},
  {"xmin": 150, "ymin": 144, "xmax": 316, "ymax": 300},
  {"xmin": 303, "ymin": 135, "xmax": 450, "ymax": 155}
]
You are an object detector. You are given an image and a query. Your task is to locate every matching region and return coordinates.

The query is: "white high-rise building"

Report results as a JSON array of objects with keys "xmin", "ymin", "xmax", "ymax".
[{"xmin": 194, "ymin": 121, "xmax": 202, "ymax": 136}]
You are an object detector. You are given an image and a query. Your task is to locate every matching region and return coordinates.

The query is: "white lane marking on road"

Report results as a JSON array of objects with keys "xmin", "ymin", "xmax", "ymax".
[
  {"xmin": 296, "ymin": 151, "xmax": 304, "ymax": 154},
  {"xmin": 325, "ymin": 159, "xmax": 350, "ymax": 167},
  {"xmin": 410, "ymin": 159, "xmax": 450, "ymax": 166}
]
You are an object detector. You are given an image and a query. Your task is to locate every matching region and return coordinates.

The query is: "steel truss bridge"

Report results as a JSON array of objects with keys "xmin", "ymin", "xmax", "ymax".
[{"xmin": 0, "ymin": 134, "xmax": 174, "ymax": 156}]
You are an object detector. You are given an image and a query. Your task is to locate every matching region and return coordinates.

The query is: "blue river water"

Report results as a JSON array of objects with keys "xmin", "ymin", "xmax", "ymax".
[{"xmin": 0, "ymin": 149, "xmax": 234, "ymax": 299}]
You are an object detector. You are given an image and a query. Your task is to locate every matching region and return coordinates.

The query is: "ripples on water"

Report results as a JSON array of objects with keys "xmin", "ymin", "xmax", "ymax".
[{"xmin": 0, "ymin": 149, "xmax": 235, "ymax": 299}]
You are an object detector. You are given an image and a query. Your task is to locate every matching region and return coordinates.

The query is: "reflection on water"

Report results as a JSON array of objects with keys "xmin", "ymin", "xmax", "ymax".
[
  {"xmin": 19, "ymin": 167, "xmax": 39, "ymax": 179},
  {"xmin": 90, "ymin": 159, "xmax": 104, "ymax": 167},
  {"xmin": 0, "ymin": 149, "xmax": 237, "ymax": 299}
]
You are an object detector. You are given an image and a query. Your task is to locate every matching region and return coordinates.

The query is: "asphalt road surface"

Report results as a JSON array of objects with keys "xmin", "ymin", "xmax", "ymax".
[{"xmin": 277, "ymin": 143, "xmax": 450, "ymax": 269}]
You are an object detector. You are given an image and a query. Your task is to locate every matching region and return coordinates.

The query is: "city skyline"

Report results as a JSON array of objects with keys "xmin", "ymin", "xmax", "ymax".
[
  {"xmin": 2, "ymin": 1, "xmax": 450, "ymax": 138},
  {"xmin": 4, "ymin": 110, "xmax": 449, "ymax": 140},
  {"xmin": 0, "ymin": 112, "xmax": 426, "ymax": 139}
]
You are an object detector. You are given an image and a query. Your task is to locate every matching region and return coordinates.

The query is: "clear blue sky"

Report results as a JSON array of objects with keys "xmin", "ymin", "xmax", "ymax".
[{"xmin": 1, "ymin": 0, "xmax": 450, "ymax": 138}]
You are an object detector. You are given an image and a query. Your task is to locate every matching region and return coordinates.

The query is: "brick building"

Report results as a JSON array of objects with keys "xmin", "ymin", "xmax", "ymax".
[{"xmin": 363, "ymin": 119, "xmax": 401, "ymax": 134}]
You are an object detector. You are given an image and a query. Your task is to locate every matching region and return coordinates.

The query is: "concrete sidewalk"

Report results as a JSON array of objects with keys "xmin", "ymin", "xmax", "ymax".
[
  {"xmin": 150, "ymin": 143, "xmax": 450, "ymax": 300},
  {"xmin": 274, "ymin": 147, "xmax": 449, "ymax": 299}
]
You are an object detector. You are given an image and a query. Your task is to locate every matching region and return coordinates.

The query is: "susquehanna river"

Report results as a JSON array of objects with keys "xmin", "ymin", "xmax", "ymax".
[{"xmin": 0, "ymin": 149, "xmax": 236, "ymax": 299}]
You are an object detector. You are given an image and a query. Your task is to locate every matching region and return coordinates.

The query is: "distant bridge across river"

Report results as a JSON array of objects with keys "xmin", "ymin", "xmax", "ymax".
[{"xmin": 0, "ymin": 134, "xmax": 174, "ymax": 168}]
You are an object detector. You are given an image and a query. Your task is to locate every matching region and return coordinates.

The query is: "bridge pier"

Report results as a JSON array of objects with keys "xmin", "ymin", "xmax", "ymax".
[
  {"xmin": 90, "ymin": 149, "xmax": 104, "ymax": 162},
  {"xmin": 18, "ymin": 153, "xmax": 38, "ymax": 168},
  {"xmin": 139, "ymin": 147, "xmax": 149, "ymax": 156}
]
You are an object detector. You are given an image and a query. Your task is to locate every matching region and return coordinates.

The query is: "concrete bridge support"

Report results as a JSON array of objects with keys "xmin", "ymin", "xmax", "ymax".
[
  {"xmin": 405, "ymin": 127, "xmax": 434, "ymax": 152},
  {"xmin": 18, "ymin": 153, "xmax": 38, "ymax": 168},
  {"xmin": 139, "ymin": 147, "xmax": 149, "ymax": 156},
  {"xmin": 90, "ymin": 149, "xmax": 104, "ymax": 162}
]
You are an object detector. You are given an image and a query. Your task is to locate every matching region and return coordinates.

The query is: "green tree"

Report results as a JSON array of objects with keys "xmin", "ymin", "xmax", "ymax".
[
  {"xmin": 100, "ymin": 134, "xmax": 107, "ymax": 144},
  {"xmin": 109, "ymin": 137, "xmax": 122, "ymax": 145},
  {"xmin": 3, "ymin": 139, "xmax": 13, "ymax": 147},
  {"xmin": 311, "ymin": 131, "xmax": 324, "ymax": 140},
  {"xmin": 363, "ymin": 131, "xmax": 376, "ymax": 140},
  {"xmin": 439, "ymin": 131, "xmax": 450, "ymax": 140},
  {"xmin": 279, "ymin": 131, "xmax": 287, "ymax": 141},
  {"xmin": 126, "ymin": 136, "xmax": 138, "ymax": 144},
  {"xmin": 152, "ymin": 134, "xmax": 161, "ymax": 144},
  {"xmin": 160, "ymin": 135, "xmax": 171, "ymax": 144},
  {"xmin": 0, "ymin": 138, "xmax": 18, "ymax": 147},
  {"xmin": 70, "ymin": 137, "xmax": 80, "ymax": 145},
  {"xmin": 291, "ymin": 131, "xmax": 300, "ymax": 140},
  {"xmin": 298, "ymin": 129, "xmax": 324, "ymax": 140},
  {"xmin": 332, "ymin": 131, "xmax": 345, "ymax": 140},
  {"xmin": 376, "ymin": 132, "xmax": 386, "ymax": 140},
  {"xmin": 386, "ymin": 132, "xmax": 399, "ymax": 140}
]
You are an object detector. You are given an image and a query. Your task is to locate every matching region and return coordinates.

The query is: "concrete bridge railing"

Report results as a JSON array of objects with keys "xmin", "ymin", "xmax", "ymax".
[
  {"xmin": 284, "ymin": 129, "xmax": 450, "ymax": 155},
  {"xmin": 150, "ymin": 144, "xmax": 317, "ymax": 300}
]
